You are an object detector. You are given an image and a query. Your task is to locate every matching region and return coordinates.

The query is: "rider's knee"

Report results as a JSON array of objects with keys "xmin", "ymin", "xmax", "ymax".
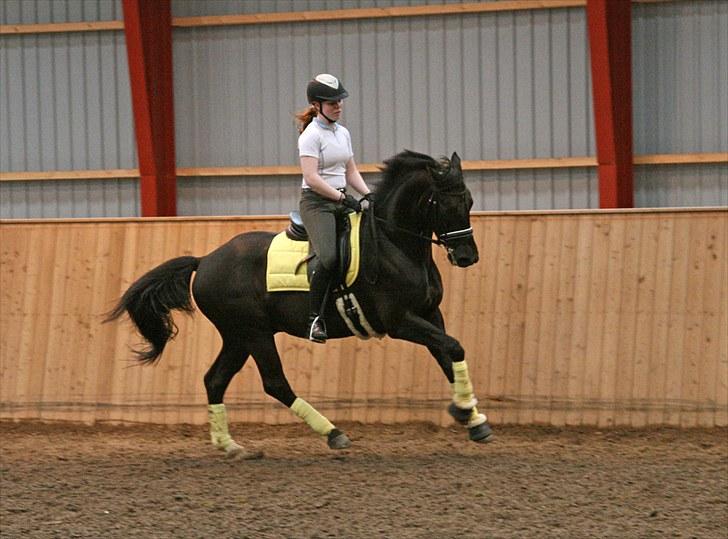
[{"xmin": 318, "ymin": 253, "xmax": 338, "ymax": 273}]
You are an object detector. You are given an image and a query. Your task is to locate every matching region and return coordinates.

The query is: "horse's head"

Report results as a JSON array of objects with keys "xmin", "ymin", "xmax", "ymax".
[{"xmin": 431, "ymin": 152, "xmax": 479, "ymax": 267}]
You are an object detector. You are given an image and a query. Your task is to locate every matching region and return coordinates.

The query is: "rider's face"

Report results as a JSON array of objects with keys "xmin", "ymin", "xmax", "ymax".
[{"xmin": 319, "ymin": 100, "xmax": 342, "ymax": 121}]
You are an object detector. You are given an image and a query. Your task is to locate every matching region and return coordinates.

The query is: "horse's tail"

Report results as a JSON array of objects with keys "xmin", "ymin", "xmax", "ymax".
[{"xmin": 105, "ymin": 256, "xmax": 200, "ymax": 365}]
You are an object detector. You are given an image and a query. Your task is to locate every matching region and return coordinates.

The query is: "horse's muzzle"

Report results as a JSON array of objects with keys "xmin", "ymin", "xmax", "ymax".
[{"xmin": 447, "ymin": 244, "xmax": 479, "ymax": 267}]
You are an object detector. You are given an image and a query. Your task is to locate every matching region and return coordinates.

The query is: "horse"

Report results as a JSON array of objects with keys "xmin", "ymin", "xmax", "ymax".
[{"xmin": 106, "ymin": 150, "xmax": 493, "ymax": 458}]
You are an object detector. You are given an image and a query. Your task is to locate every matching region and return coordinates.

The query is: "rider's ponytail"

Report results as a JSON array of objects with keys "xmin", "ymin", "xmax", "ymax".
[{"xmin": 295, "ymin": 104, "xmax": 318, "ymax": 134}]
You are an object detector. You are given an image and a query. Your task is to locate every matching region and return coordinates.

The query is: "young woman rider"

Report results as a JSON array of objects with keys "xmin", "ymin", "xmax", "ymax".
[{"xmin": 295, "ymin": 74, "xmax": 372, "ymax": 343}]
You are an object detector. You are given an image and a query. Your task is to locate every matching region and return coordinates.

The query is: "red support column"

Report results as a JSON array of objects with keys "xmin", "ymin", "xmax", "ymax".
[
  {"xmin": 122, "ymin": 0, "xmax": 177, "ymax": 216},
  {"xmin": 587, "ymin": 0, "xmax": 634, "ymax": 208}
]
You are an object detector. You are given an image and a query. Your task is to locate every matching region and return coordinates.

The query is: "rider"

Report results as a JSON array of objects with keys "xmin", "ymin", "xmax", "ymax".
[{"xmin": 295, "ymin": 74, "xmax": 372, "ymax": 343}]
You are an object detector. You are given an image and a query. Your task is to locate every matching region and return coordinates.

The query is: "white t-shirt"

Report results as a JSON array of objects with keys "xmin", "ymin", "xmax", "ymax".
[{"xmin": 298, "ymin": 118, "xmax": 354, "ymax": 190}]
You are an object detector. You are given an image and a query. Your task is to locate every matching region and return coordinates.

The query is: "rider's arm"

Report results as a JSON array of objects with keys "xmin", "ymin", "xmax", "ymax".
[
  {"xmin": 300, "ymin": 156, "xmax": 346, "ymax": 202},
  {"xmin": 345, "ymin": 158, "xmax": 371, "ymax": 196}
]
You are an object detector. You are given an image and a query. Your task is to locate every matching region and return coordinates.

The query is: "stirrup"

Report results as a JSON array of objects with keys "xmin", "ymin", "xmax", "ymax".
[{"xmin": 308, "ymin": 315, "xmax": 327, "ymax": 343}]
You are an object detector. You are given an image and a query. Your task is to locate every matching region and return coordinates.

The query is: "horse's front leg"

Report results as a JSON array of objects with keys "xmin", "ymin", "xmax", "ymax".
[{"xmin": 390, "ymin": 310, "xmax": 493, "ymax": 443}]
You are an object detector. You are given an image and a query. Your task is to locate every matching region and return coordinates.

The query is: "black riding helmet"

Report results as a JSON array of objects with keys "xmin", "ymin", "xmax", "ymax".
[{"xmin": 307, "ymin": 74, "xmax": 349, "ymax": 104}]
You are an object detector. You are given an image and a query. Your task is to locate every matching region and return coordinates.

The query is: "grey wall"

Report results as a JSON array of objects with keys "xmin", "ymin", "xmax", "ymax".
[
  {"xmin": 173, "ymin": 7, "xmax": 596, "ymax": 167},
  {"xmin": 1, "ymin": 0, "xmax": 726, "ymax": 218},
  {"xmin": 0, "ymin": 0, "xmax": 123, "ymax": 24},
  {"xmin": 1, "ymin": 0, "xmax": 136, "ymax": 217},
  {"xmin": 0, "ymin": 179, "xmax": 138, "ymax": 218}
]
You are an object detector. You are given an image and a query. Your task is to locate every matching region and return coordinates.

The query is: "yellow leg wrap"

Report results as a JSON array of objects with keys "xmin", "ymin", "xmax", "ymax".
[
  {"xmin": 208, "ymin": 404, "xmax": 234, "ymax": 449},
  {"xmin": 452, "ymin": 360, "xmax": 478, "ymax": 409},
  {"xmin": 290, "ymin": 398, "xmax": 335, "ymax": 436},
  {"xmin": 468, "ymin": 406, "xmax": 488, "ymax": 428}
]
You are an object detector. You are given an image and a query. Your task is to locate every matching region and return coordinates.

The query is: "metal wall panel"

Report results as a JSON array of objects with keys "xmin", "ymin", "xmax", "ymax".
[
  {"xmin": 177, "ymin": 168, "xmax": 600, "ymax": 216},
  {"xmin": 0, "ymin": 0, "xmax": 122, "ymax": 24},
  {"xmin": 1, "ymin": 1, "xmax": 137, "ymax": 218},
  {"xmin": 177, "ymin": 175, "xmax": 302, "ymax": 216},
  {"xmin": 633, "ymin": 1, "xmax": 728, "ymax": 155},
  {"xmin": 172, "ymin": 5, "xmax": 597, "ymax": 214},
  {"xmin": 467, "ymin": 168, "xmax": 599, "ymax": 211},
  {"xmin": 1, "ymin": 32, "xmax": 135, "ymax": 171},
  {"xmin": 171, "ymin": 0, "xmax": 480, "ymax": 18},
  {"xmin": 635, "ymin": 164, "xmax": 728, "ymax": 208},
  {"xmin": 0, "ymin": 179, "xmax": 139, "ymax": 218},
  {"xmin": 1, "ymin": 1, "xmax": 726, "ymax": 218},
  {"xmin": 173, "ymin": 8, "xmax": 595, "ymax": 165}
]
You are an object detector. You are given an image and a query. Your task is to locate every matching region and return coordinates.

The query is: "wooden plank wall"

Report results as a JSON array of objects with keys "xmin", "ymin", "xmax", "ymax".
[{"xmin": 1, "ymin": 209, "xmax": 726, "ymax": 427}]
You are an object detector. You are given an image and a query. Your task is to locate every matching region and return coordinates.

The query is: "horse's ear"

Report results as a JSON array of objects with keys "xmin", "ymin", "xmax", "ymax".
[{"xmin": 450, "ymin": 152, "xmax": 461, "ymax": 171}]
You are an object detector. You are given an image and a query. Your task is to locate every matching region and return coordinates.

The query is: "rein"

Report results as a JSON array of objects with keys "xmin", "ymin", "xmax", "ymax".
[
  {"xmin": 369, "ymin": 190, "xmax": 473, "ymax": 247},
  {"xmin": 372, "ymin": 214, "xmax": 444, "ymax": 246},
  {"xmin": 361, "ymin": 164, "xmax": 474, "ymax": 282}
]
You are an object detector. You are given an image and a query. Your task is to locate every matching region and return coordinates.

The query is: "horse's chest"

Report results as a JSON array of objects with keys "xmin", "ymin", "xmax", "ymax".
[{"xmin": 388, "ymin": 265, "xmax": 442, "ymax": 309}]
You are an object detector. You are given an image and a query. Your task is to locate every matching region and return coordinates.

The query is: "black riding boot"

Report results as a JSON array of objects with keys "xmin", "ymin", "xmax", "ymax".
[{"xmin": 307, "ymin": 267, "xmax": 331, "ymax": 343}]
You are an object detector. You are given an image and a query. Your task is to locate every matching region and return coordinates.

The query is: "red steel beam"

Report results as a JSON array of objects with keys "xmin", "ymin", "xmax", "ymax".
[
  {"xmin": 587, "ymin": 0, "xmax": 634, "ymax": 208},
  {"xmin": 122, "ymin": 0, "xmax": 177, "ymax": 216}
]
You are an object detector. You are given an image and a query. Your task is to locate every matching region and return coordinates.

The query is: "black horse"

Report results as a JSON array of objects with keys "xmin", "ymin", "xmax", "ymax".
[{"xmin": 107, "ymin": 150, "xmax": 493, "ymax": 458}]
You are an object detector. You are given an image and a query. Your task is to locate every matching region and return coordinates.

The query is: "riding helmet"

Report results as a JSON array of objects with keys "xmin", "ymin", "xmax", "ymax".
[{"xmin": 307, "ymin": 74, "xmax": 349, "ymax": 103}]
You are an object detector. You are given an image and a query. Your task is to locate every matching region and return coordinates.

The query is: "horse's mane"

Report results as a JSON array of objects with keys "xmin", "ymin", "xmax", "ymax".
[{"xmin": 375, "ymin": 150, "xmax": 447, "ymax": 202}]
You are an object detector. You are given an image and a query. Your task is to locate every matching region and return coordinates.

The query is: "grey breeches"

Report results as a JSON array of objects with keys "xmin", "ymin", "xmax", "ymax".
[{"xmin": 299, "ymin": 189, "xmax": 341, "ymax": 272}]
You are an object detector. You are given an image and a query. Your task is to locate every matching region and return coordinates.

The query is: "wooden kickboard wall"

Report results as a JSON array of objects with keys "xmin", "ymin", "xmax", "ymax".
[{"xmin": 1, "ymin": 209, "xmax": 725, "ymax": 427}]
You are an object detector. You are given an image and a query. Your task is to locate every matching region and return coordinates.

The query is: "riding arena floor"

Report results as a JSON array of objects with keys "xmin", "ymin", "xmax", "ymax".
[{"xmin": 1, "ymin": 421, "xmax": 726, "ymax": 539}]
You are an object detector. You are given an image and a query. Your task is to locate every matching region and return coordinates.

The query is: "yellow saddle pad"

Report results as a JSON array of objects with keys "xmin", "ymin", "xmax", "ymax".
[{"xmin": 266, "ymin": 212, "xmax": 362, "ymax": 292}]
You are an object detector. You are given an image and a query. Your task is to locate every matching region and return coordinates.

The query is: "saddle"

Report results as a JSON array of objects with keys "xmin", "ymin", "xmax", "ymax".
[
  {"xmin": 286, "ymin": 209, "xmax": 353, "ymax": 285},
  {"xmin": 266, "ymin": 209, "xmax": 381, "ymax": 340}
]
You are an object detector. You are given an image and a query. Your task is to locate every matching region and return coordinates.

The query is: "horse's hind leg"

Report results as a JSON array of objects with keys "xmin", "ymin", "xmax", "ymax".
[
  {"xmin": 204, "ymin": 338, "xmax": 262, "ymax": 459},
  {"xmin": 249, "ymin": 334, "xmax": 351, "ymax": 449}
]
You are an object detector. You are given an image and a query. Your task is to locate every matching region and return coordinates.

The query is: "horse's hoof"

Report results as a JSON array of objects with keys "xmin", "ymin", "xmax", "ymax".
[
  {"xmin": 327, "ymin": 428, "xmax": 352, "ymax": 449},
  {"xmin": 469, "ymin": 422, "xmax": 494, "ymax": 443},
  {"xmin": 223, "ymin": 441, "xmax": 264, "ymax": 460},
  {"xmin": 447, "ymin": 402, "xmax": 471, "ymax": 425}
]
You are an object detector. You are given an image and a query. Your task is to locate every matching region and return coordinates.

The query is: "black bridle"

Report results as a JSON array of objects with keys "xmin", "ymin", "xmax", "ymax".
[
  {"xmin": 371, "ymin": 189, "xmax": 474, "ymax": 249},
  {"xmin": 362, "ymin": 171, "xmax": 474, "ymax": 283}
]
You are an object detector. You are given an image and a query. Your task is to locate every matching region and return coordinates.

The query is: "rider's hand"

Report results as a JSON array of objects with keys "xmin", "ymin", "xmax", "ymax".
[
  {"xmin": 359, "ymin": 192, "xmax": 373, "ymax": 210},
  {"xmin": 341, "ymin": 194, "xmax": 362, "ymax": 212}
]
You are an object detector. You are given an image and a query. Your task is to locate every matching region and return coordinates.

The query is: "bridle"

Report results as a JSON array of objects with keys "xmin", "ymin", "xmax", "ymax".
[
  {"xmin": 362, "ymin": 173, "xmax": 474, "ymax": 283},
  {"xmin": 371, "ymin": 188, "xmax": 473, "ymax": 249}
]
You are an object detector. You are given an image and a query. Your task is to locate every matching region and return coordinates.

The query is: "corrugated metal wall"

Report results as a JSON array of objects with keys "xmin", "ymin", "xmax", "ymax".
[
  {"xmin": 178, "ymin": 168, "xmax": 600, "ymax": 216},
  {"xmin": 0, "ymin": 0, "xmax": 137, "ymax": 217},
  {"xmin": 170, "ymin": 0, "xmax": 502, "ymax": 18},
  {"xmin": 0, "ymin": 21, "xmax": 136, "ymax": 173},
  {"xmin": 633, "ymin": 1, "xmax": 728, "ymax": 208},
  {"xmin": 0, "ymin": 0, "xmax": 123, "ymax": 24},
  {"xmin": 174, "ymin": 6, "xmax": 596, "ymax": 166},
  {"xmin": 0, "ymin": 179, "xmax": 139, "ymax": 218},
  {"xmin": 1, "ymin": 1, "xmax": 726, "ymax": 218}
]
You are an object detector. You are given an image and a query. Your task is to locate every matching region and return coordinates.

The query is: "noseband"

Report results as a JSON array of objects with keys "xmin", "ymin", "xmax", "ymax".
[
  {"xmin": 365, "ymin": 177, "xmax": 473, "ymax": 283},
  {"xmin": 424, "ymin": 192, "xmax": 474, "ymax": 247}
]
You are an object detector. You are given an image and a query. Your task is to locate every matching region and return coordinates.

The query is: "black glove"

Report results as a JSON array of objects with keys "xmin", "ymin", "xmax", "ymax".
[
  {"xmin": 360, "ymin": 193, "xmax": 374, "ymax": 203},
  {"xmin": 341, "ymin": 194, "xmax": 362, "ymax": 212}
]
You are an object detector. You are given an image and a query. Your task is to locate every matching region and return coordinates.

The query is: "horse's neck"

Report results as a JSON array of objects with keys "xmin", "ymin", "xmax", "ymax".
[{"xmin": 374, "ymin": 178, "xmax": 433, "ymax": 261}]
